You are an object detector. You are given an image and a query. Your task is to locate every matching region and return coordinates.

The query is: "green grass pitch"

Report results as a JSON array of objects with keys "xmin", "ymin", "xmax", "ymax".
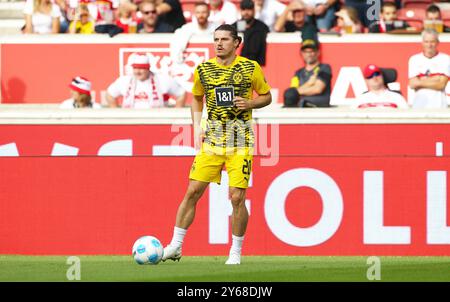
[{"xmin": 0, "ymin": 256, "xmax": 449, "ymax": 282}]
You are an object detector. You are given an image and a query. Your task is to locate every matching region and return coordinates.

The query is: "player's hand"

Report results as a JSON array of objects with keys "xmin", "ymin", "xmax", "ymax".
[
  {"xmin": 194, "ymin": 126, "xmax": 205, "ymax": 151},
  {"xmin": 233, "ymin": 96, "xmax": 253, "ymax": 110}
]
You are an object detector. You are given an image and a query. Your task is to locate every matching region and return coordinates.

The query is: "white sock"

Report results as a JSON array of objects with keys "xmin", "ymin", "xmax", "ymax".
[
  {"xmin": 229, "ymin": 235, "xmax": 244, "ymax": 256},
  {"xmin": 170, "ymin": 226, "xmax": 187, "ymax": 248}
]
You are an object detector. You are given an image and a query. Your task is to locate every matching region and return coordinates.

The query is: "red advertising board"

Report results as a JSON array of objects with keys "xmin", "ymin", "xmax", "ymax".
[
  {"xmin": 1, "ymin": 35, "xmax": 450, "ymax": 105},
  {"xmin": 0, "ymin": 156, "xmax": 449, "ymax": 255},
  {"xmin": 0, "ymin": 124, "xmax": 448, "ymax": 157},
  {"xmin": 0, "ymin": 123, "xmax": 449, "ymax": 255}
]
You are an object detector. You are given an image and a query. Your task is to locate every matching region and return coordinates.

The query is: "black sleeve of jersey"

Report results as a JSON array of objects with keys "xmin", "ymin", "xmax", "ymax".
[{"xmin": 317, "ymin": 64, "xmax": 332, "ymax": 86}]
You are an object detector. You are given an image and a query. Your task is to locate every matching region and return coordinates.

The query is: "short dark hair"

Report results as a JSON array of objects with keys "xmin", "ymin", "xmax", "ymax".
[
  {"xmin": 426, "ymin": 4, "xmax": 441, "ymax": 14},
  {"xmin": 214, "ymin": 24, "xmax": 243, "ymax": 45},
  {"xmin": 240, "ymin": 0, "xmax": 254, "ymax": 10}
]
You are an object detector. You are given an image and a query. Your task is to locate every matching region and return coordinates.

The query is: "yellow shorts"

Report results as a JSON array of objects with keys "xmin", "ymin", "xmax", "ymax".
[{"xmin": 189, "ymin": 143, "xmax": 254, "ymax": 188}]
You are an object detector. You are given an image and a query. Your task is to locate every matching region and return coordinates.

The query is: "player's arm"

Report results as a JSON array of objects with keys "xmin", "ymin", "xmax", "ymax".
[
  {"xmin": 191, "ymin": 94, "xmax": 204, "ymax": 150},
  {"xmin": 234, "ymin": 92, "xmax": 272, "ymax": 110},
  {"xmin": 409, "ymin": 75, "xmax": 448, "ymax": 91}
]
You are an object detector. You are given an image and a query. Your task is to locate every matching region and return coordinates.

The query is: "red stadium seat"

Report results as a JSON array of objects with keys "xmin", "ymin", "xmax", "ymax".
[
  {"xmin": 442, "ymin": 9, "xmax": 450, "ymax": 20},
  {"xmin": 402, "ymin": 0, "xmax": 433, "ymax": 9},
  {"xmin": 397, "ymin": 7, "xmax": 426, "ymax": 29}
]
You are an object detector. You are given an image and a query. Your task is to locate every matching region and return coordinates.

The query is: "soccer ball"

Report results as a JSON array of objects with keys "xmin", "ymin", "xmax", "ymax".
[{"xmin": 132, "ymin": 236, "xmax": 164, "ymax": 265}]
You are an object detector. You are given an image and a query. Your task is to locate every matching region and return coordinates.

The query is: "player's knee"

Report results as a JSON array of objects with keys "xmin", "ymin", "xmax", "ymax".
[
  {"xmin": 229, "ymin": 191, "xmax": 245, "ymax": 208},
  {"xmin": 186, "ymin": 184, "xmax": 204, "ymax": 202}
]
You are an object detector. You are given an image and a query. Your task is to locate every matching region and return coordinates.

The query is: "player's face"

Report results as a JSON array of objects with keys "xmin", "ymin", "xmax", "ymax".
[
  {"xmin": 422, "ymin": 33, "xmax": 439, "ymax": 57},
  {"xmin": 241, "ymin": 8, "xmax": 255, "ymax": 23},
  {"xmin": 194, "ymin": 5, "xmax": 209, "ymax": 26},
  {"xmin": 133, "ymin": 68, "xmax": 150, "ymax": 81},
  {"xmin": 301, "ymin": 48, "xmax": 318, "ymax": 65},
  {"xmin": 381, "ymin": 7, "xmax": 397, "ymax": 22},
  {"xmin": 214, "ymin": 30, "xmax": 239, "ymax": 59}
]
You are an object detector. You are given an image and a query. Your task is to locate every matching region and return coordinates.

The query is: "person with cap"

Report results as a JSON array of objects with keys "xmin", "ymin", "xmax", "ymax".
[
  {"xmin": 60, "ymin": 77, "xmax": 101, "ymax": 109},
  {"xmin": 408, "ymin": 29, "xmax": 449, "ymax": 109},
  {"xmin": 283, "ymin": 39, "xmax": 332, "ymax": 107},
  {"xmin": 232, "ymin": 0, "xmax": 269, "ymax": 66},
  {"xmin": 351, "ymin": 64, "xmax": 408, "ymax": 109},
  {"xmin": 105, "ymin": 53, "xmax": 186, "ymax": 108}
]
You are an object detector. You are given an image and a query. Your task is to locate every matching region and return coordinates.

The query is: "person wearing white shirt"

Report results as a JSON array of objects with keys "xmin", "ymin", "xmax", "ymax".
[
  {"xmin": 207, "ymin": 0, "xmax": 239, "ymax": 25},
  {"xmin": 106, "ymin": 54, "xmax": 186, "ymax": 109},
  {"xmin": 409, "ymin": 29, "xmax": 450, "ymax": 109},
  {"xmin": 60, "ymin": 77, "xmax": 102, "ymax": 109},
  {"xmin": 23, "ymin": 0, "xmax": 61, "ymax": 34},
  {"xmin": 352, "ymin": 64, "xmax": 408, "ymax": 109},
  {"xmin": 303, "ymin": 0, "xmax": 337, "ymax": 31},
  {"xmin": 254, "ymin": 0, "xmax": 286, "ymax": 31},
  {"xmin": 170, "ymin": 2, "xmax": 218, "ymax": 64}
]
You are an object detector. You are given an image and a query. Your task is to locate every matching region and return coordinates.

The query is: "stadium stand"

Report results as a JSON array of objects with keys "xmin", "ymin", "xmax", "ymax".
[{"xmin": 397, "ymin": 7, "xmax": 426, "ymax": 29}]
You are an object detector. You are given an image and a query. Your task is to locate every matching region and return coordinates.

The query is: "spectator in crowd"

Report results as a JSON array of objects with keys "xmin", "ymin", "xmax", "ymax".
[
  {"xmin": 344, "ymin": 0, "xmax": 372, "ymax": 28},
  {"xmin": 155, "ymin": 0, "xmax": 186, "ymax": 31},
  {"xmin": 409, "ymin": 29, "xmax": 449, "ymax": 109},
  {"xmin": 330, "ymin": 6, "xmax": 363, "ymax": 34},
  {"xmin": 233, "ymin": 0, "xmax": 269, "ymax": 66},
  {"xmin": 23, "ymin": 0, "xmax": 61, "ymax": 34},
  {"xmin": 116, "ymin": 1, "xmax": 139, "ymax": 33},
  {"xmin": 92, "ymin": 0, "xmax": 123, "ymax": 36},
  {"xmin": 207, "ymin": 0, "xmax": 239, "ymax": 25},
  {"xmin": 54, "ymin": 0, "xmax": 71, "ymax": 33},
  {"xmin": 137, "ymin": 0, "xmax": 174, "ymax": 33},
  {"xmin": 283, "ymin": 39, "xmax": 332, "ymax": 107},
  {"xmin": 274, "ymin": 0, "xmax": 318, "ymax": 41},
  {"xmin": 352, "ymin": 64, "xmax": 408, "ymax": 109},
  {"xmin": 254, "ymin": 0, "xmax": 286, "ymax": 31},
  {"xmin": 69, "ymin": 4, "xmax": 95, "ymax": 34},
  {"xmin": 106, "ymin": 54, "xmax": 186, "ymax": 108},
  {"xmin": 303, "ymin": 0, "xmax": 337, "ymax": 32},
  {"xmin": 424, "ymin": 4, "xmax": 450, "ymax": 33},
  {"xmin": 368, "ymin": 2, "xmax": 412, "ymax": 33},
  {"xmin": 170, "ymin": 2, "xmax": 217, "ymax": 64},
  {"xmin": 60, "ymin": 77, "xmax": 102, "ymax": 109}
]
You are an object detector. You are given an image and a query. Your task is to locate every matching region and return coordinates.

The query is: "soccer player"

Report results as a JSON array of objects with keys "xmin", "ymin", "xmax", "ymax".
[{"xmin": 162, "ymin": 24, "xmax": 272, "ymax": 265}]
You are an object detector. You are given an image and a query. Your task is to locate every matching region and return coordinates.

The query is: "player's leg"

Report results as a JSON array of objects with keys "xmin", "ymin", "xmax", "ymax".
[
  {"xmin": 163, "ymin": 147, "xmax": 224, "ymax": 262},
  {"xmin": 162, "ymin": 180, "xmax": 209, "ymax": 261},
  {"xmin": 226, "ymin": 186, "xmax": 248, "ymax": 265},
  {"xmin": 224, "ymin": 150, "xmax": 252, "ymax": 265}
]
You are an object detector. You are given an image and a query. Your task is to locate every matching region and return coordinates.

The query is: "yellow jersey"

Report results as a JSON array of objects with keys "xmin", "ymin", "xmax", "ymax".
[{"xmin": 192, "ymin": 56, "xmax": 271, "ymax": 149}]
